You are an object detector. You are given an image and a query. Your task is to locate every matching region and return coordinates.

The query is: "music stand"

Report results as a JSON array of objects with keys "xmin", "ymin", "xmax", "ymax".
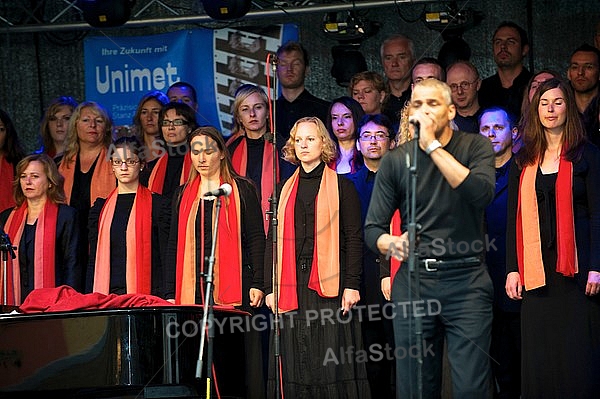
[{"xmin": 0, "ymin": 229, "xmax": 17, "ymax": 312}]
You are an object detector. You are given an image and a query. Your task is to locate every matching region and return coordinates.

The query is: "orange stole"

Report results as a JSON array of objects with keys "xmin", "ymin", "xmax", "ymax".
[
  {"xmin": 2, "ymin": 201, "xmax": 58, "ymax": 305},
  {"xmin": 276, "ymin": 166, "xmax": 340, "ymax": 313},
  {"xmin": 0, "ymin": 156, "xmax": 16, "ymax": 212},
  {"xmin": 516, "ymin": 157, "xmax": 578, "ymax": 290},
  {"xmin": 93, "ymin": 185, "xmax": 153, "ymax": 294},
  {"xmin": 59, "ymin": 147, "xmax": 116, "ymax": 206},
  {"xmin": 230, "ymin": 136, "xmax": 278, "ymax": 234},
  {"xmin": 147, "ymin": 152, "xmax": 192, "ymax": 194},
  {"xmin": 175, "ymin": 176, "xmax": 242, "ymax": 305},
  {"xmin": 389, "ymin": 210, "xmax": 403, "ymax": 285}
]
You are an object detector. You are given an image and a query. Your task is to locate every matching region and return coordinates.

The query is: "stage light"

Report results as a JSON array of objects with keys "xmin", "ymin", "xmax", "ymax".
[
  {"xmin": 201, "ymin": 0, "xmax": 251, "ymax": 20},
  {"xmin": 79, "ymin": 0, "xmax": 136, "ymax": 28},
  {"xmin": 331, "ymin": 45, "xmax": 368, "ymax": 87}
]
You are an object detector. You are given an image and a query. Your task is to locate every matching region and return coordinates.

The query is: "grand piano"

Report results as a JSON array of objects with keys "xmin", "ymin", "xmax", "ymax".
[{"xmin": 0, "ymin": 306, "xmax": 247, "ymax": 398}]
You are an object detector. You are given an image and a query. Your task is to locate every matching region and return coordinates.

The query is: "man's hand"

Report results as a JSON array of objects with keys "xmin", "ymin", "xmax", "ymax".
[
  {"xmin": 505, "ymin": 272, "xmax": 522, "ymax": 300},
  {"xmin": 341, "ymin": 288, "xmax": 360, "ymax": 316},
  {"xmin": 249, "ymin": 288, "xmax": 265, "ymax": 307},
  {"xmin": 381, "ymin": 277, "xmax": 391, "ymax": 301}
]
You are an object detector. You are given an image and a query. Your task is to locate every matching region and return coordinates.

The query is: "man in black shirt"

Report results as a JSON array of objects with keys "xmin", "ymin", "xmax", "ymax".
[
  {"xmin": 479, "ymin": 21, "xmax": 532, "ymax": 121},
  {"xmin": 365, "ymin": 79, "xmax": 495, "ymax": 399},
  {"xmin": 380, "ymin": 34, "xmax": 415, "ymax": 127},
  {"xmin": 274, "ymin": 41, "xmax": 329, "ymax": 178}
]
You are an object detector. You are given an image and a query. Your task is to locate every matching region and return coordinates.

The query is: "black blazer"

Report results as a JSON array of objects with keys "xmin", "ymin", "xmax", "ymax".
[{"xmin": 0, "ymin": 203, "xmax": 81, "ymax": 302}]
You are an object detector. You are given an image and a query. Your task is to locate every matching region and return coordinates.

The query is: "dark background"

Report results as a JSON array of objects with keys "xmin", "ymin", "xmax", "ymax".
[{"xmin": 0, "ymin": 0, "xmax": 598, "ymax": 152}]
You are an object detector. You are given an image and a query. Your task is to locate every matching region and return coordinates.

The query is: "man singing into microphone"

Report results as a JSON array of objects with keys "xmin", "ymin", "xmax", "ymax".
[{"xmin": 364, "ymin": 78, "xmax": 496, "ymax": 398}]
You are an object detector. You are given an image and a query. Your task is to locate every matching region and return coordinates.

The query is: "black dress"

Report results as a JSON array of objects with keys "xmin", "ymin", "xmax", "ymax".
[
  {"xmin": 165, "ymin": 177, "xmax": 266, "ymax": 398},
  {"xmin": 264, "ymin": 162, "xmax": 371, "ymax": 398},
  {"xmin": 507, "ymin": 145, "xmax": 600, "ymax": 399},
  {"xmin": 87, "ymin": 192, "xmax": 171, "ymax": 296}
]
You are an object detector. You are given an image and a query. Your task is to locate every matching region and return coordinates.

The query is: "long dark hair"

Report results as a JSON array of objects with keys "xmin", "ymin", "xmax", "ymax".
[
  {"xmin": 326, "ymin": 96, "xmax": 365, "ymax": 171},
  {"xmin": 0, "ymin": 108, "xmax": 26, "ymax": 165},
  {"xmin": 517, "ymin": 77, "xmax": 585, "ymax": 167}
]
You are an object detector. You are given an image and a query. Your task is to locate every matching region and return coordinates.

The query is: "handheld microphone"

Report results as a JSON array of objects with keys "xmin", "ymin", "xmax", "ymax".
[
  {"xmin": 203, "ymin": 183, "xmax": 233, "ymax": 198},
  {"xmin": 409, "ymin": 119, "xmax": 420, "ymax": 128}
]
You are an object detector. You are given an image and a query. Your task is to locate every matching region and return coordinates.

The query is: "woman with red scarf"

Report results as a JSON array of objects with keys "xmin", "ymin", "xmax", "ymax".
[
  {"xmin": 165, "ymin": 126, "xmax": 266, "ymax": 397},
  {"xmin": 506, "ymin": 78, "xmax": 600, "ymax": 398},
  {"xmin": 87, "ymin": 136, "xmax": 170, "ymax": 296},
  {"xmin": 264, "ymin": 117, "xmax": 371, "ymax": 398},
  {"xmin": 227, "ymin": 84, "xmax": 280, "ymax": 234},
  {"xmin": 0, "ymin": 154, "xmax": 79, "ymax": 305}
]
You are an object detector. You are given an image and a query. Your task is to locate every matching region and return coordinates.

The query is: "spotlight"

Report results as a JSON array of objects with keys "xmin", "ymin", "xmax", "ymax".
[
  {"xmin": 201, "ymin": 0, "xmax": 252, "ymax": 20},
  {"xmin": 331, "ymin": 45, "xmax": 368, "ymax": 87},
  {"xmin": 79, "ymin": 0, "xmax": 136, "ymax": 28}
]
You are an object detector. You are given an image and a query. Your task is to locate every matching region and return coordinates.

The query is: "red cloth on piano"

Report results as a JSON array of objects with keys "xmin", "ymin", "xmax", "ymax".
[{"xmin": 18, "ymin": 285, "xmax": 173, "ymax": 313}]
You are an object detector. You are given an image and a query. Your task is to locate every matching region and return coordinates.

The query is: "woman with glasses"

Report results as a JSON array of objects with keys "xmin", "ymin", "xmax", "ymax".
[
  {"xmin": 58, "ymin": 101, "xmax": 117, "ymax": 290},
  {"xmin": 36, "ymin": 96, "xmax": 78, "ymax": 164},
  {"xmin": 147, "ymin": 102, "xmax": 198, "ymax": 202},
  {"xmin": 0, "ymin": 154, "xmax": 80, "ymax": 305},
  {"xmin": 87, "ymin": 136, "xmax": 169, "ymax": 296},
  {"xmin": 326, "ymin": 96, "xmax": 365, "ymax": 174},
  {"xmin": 165, "ymin": 126, "xmax": 266, "ymax": 397},
  {"xmin": 131, "ymin": 90, "xmax": 169, "ymax": 186}
]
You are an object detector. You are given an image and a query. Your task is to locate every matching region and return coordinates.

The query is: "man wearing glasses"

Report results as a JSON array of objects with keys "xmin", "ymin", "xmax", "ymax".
[
  {"xmin": 446, "ymin": 61, "xmax": 482, "ymax": 134},
  {"xmin": 348, "ymin": 113, "xmax": 396, "ymax": 399}
]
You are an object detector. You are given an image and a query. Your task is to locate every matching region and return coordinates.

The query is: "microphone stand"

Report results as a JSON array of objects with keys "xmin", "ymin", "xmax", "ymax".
[
  {"xmin": 195, "ymin": 196, "xmax": 223, "ymax": 399},
  {"xmin": 406, "ymin": 122, "xmax": 423, "ymax": 399},
  {"xmin": 0, "ymin": 228, "xmax": 17, "ymax": 307},
  {"xmin": 266, "ymin": 53, "xmax": 282, "ymax": 399}
]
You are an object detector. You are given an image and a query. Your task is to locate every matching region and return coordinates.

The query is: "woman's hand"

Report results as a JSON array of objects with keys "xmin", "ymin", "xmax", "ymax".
[
  {"xmin": 249, "ymin": 288, "xmax": 265, "ymax": 307},
  {"xmin": 265, "ymin": 293, "xmax": 274, "ymax": 312},
  {"xmin": 505, "ymin": 272, "xmax": 522, "ymax": 300},
  {"xmin": 341, "ymin": 288, "xmax": 360, "ymax": 316},
  {"xmin": 381, "ymin": 277, "xmax": 391, "ymax": 301},
  {"xmin": 585, "ymin": 271, "xmax": 600, "ymax": 296}
]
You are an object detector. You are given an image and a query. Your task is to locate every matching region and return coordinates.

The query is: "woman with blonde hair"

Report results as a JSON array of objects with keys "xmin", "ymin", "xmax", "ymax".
[
  {"xmin": 0, "ymin": 154, "xmax": 80, "ymax": 305},
  {"xmin": 264, "ymin": 117, "xmax": 370, "ymax": 397},
  {"xmin": 227, "ymin": 83, "xmax": 283, "ymax": 233},
  {"xmin": 58, "ymin": 101, "xmax": 116, "ymax": 290},
  {"xmin": 37, "ymin": 96, "xmax": 78, "ymax": 163}
]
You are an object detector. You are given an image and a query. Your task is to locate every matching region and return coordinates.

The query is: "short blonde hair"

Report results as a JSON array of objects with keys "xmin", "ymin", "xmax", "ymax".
[{"xmin": 282, "ymin": 117, "xmax": 337, "ymax": 165}]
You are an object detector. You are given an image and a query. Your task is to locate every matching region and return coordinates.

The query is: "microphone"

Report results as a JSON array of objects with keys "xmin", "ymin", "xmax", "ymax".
[
  {"xmin": 203, "ymin": 183, "xmax": 233, "ymax": 198},
  {"xmin": 409, "ymin": 119, "xmax": 420, "ymax": 139},
  {"xmin": 268, "ymin": 53, "xmax": 278, "ymax": 65}
]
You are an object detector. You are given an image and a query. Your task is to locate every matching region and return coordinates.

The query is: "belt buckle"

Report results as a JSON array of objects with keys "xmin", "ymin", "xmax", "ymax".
[{"xmin": 424, "ymin": 258, "xmax": 438, "ymax": 272}]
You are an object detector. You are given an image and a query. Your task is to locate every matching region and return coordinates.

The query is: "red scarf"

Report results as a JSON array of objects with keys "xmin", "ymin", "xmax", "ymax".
[
  {"xmin": 230, "ymin": 135, "xmax": 278, "ymax": 234},
  {"xmin": 93, "ymin": 185, "xmax": 153, "ymax": 294},
  {"xmin": 516, "ymin": 156, "xmax": 578, "ymax": 290},
  {"xmin": 389, "ymin": 210, "xmax": 403, "ymax": 286},
  {"xmin": 59, "ymin": 147, "xmax": 116, "ymax": 206},
  {"xmin": 276, "ymin": 166, "xmax": 340, "ymax": 313},
  {"xmin": 147, "ymin": 152, "xmax": 192, "ymax": 194},
  {"xmin": 1, "ymin": 201, "xmax": 58, "ymax": 305},
  {"xmin": 175, "ymin": 176, "xmax": 242, "ymax": 305},
  {"xmin": 0, "ymin": 156, "xmax": 16, "ymax": 212}
]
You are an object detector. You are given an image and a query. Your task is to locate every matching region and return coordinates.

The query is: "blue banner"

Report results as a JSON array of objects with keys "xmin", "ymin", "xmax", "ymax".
[{"xmin": 84, "ymin": 25, "xmax": 298, "ymax": 137}]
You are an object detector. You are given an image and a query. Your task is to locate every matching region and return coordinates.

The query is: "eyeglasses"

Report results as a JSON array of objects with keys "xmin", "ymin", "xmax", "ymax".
[
  {"xmin": 449, "ymin": 80, "xmax": 478, "ymax": 92},
  {"xmin": 360, "ymin": 133, "xmax": 390, "ymax": 141},
  {"xmin": 161, "ymin": 119, "xmax": 188, "ymax": 127},
  {"xmin": 111, "ymin": 159, "xmax": 140, "ymax": 167},
  {"xmin": 480, "ymin": 125, "xmax": 506, "ymax": 135}
]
